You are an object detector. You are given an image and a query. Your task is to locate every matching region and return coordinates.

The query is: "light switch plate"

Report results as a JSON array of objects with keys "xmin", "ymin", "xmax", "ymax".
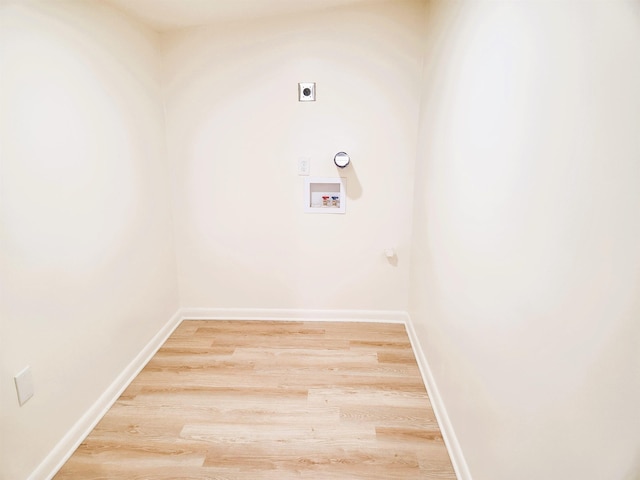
[{"xmin": 15, "ymin": 366, "xmax": 34, "ymax": 406}]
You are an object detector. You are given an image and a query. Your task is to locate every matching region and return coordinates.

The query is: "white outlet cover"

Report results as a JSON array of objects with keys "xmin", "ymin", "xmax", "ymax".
[
  {"xmin": 15, "ymin": 366, "xmax": 34, "ymax": 406},
  {"xmin": 298, "ymin": 82, "xmax": 315, "ymax": 102},
  {"xmin": 298, "ymin": 157, "xmax": 310, "ymax": 175}
]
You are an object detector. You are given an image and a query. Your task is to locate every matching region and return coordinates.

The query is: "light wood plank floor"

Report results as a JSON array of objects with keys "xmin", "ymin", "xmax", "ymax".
[{"xmin": 54, "ymin": 320, "xmax": 457, "ymax": 479}]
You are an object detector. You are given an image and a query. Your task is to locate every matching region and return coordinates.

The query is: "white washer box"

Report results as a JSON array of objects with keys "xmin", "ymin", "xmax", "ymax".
[{"xmin": 304, "ymin": 177, "xmax": 346, "ymax": 214}]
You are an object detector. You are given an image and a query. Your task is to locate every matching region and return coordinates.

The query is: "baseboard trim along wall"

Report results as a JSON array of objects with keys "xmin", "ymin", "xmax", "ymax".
[
  {"xmin": 180, "ymin": 307, "xmax": 409, "ymax": 323},
  {"xmin": 36, "ymin": 307, "xmax": 470, "ymax": 480},
  {"xmin": 403, "ymin": 316, "xmax": 472, "ymax": 480},
  {"xmin": 33, "ymin": 309, "xmax": 183, "ymax": 480}
]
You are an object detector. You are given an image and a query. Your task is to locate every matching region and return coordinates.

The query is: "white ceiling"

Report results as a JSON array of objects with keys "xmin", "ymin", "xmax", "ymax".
[{"xmin": 105, "ymin": 0, "xmax": 385, "ymax": 32}]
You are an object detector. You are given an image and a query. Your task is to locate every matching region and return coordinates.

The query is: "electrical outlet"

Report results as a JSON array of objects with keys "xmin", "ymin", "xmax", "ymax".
[
  {"xmin": 298, "ymin": 157, "xmax": 311, "ymax": 176},
  {"xmin": 14, "ymin": 366, "xmax": 34, "ymax": 406},
  {"xmin": 298, "ymin": 82, "xmax": 315, "ymax": 102}
]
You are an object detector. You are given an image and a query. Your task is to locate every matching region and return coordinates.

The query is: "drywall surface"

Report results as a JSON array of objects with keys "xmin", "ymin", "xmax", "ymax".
[
  {"xmin": 0, "ymin": 1, "xmax": 179, "ymax": 478},
  {"xmin": 409, "ymin": 1, "xmax": 640, "ymax": 479},
  {"xmin": 162, "ymin": 1, "xmax": 424, "ymax": 311}
]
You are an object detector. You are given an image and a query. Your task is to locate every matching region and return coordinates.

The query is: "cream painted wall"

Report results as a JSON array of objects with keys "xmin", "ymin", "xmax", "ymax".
[
  {"xmin": 162, "ymin": 1, "xmax": 425, "ymax": 311},
  {"xmin": 0, "ymin": 2, "xmax": 179, "ymax": 479},
  {"xmin": 4, "ymin": 0, "xmax": 639, "ymax": 478},
  {"xmin": 410, "ymin": 1, "xmax": 640, "ymax": 479}
]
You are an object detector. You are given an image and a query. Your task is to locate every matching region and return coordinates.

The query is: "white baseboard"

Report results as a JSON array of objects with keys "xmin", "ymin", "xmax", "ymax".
[
  {"xmin": 404, "ymin": 316, "xmax": 472, "ymax": 480},
  {"xmin": 32, "ymin": 309, "xmax": 183, "ymax": 480},
  {"xmin": 180, "ymin": 307, "xmax": 409, "ymax": 324}
]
